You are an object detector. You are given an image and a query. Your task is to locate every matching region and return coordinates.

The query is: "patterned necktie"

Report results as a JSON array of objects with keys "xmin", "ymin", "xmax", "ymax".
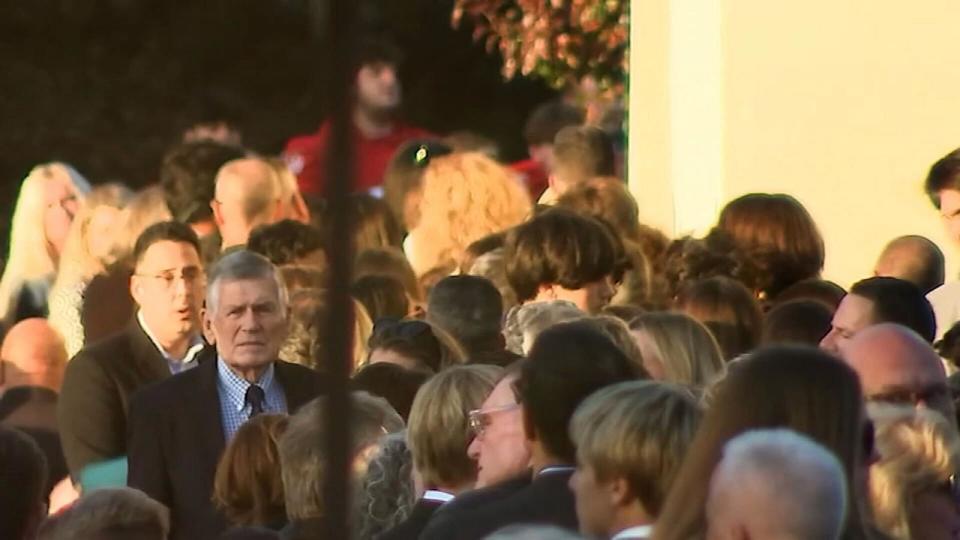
[{"xmin": 245, "ymin": 385, "xmax": 266, "ymax": 418}]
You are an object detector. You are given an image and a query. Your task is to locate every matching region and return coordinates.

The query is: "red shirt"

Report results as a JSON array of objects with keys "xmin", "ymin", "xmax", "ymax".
[
  {"xmin": 510, "ymin": 158, "xmax": 550, "ymax": 200},
  {"xmin": 283, "ymin": 121, "xmax": 432, "ymax": 197}
]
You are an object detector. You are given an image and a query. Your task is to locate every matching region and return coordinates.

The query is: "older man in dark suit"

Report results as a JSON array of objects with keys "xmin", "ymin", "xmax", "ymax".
[
  {"xmin": 58, "ymin": 221, "xmax": 207, "ymax": 479},
  {"xmin": 127, "ymin": 250, "xmax": 325, "ymax": 540}
]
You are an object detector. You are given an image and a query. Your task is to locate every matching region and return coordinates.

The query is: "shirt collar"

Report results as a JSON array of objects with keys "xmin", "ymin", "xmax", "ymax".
[
  {"xmin": 611, "ymin": 525, "xmax": 654, "ymax": 539},
  {"xmin": 137, "ymin": 311, "xmax": 203, "ymax": 363},
  {"xmin": 216, "ymin": 357, "xmax": 277, "ymax": 413}
]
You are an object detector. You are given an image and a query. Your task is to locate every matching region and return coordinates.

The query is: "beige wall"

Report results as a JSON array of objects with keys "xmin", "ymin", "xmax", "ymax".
[{"xmin": 629, "ymin": 0, "xmax": 960, "ymax": 287}]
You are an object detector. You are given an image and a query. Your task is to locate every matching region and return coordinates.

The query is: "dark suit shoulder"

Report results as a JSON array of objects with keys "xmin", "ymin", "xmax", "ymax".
[
  {"xmin": 69, "ymin": 328, "xmax": 134, "ymax": 370},
  {"xmin": 422, "ymin": 473, "xmax": 574, "ymax": 540},
  {"xmin": 419, "ymin": 475, "xmax": 531, "ymax": 540}
]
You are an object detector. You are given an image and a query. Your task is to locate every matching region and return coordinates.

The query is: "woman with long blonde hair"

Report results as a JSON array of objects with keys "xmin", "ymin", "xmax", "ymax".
[
  {"xmin": 404, "ymin": 152, "xmax": 531, "ymax": 276},
  {"xmin": 48, "ymin": 184, "xmax": 133, "ymax": 356},
  {"xmin": 0, "ymin": 163, "xmax": 91, "ymax": 325},
  {"xmin": 629, "ymin": 312, "xmax": 726, "ymax": 387}
]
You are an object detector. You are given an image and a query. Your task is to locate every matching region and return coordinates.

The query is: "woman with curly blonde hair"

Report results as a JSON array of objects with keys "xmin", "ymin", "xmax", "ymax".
[
  {"xmin": 869, "ymin": 404, "xmax": 960, "ymax": 540},
  {"xmin": 0, "ymin": 163, "xmax": 91, "ymax": 325},
  {"xmin": 404, "ymin": 152, "xmax": 531, "ymax": 276},
  {"xmin": 48, "ymin": 183, "xmax": 133, "ymax": 356}
]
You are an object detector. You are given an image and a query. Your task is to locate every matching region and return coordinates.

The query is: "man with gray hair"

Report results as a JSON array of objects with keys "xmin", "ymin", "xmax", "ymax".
[
  {"xmin": 127, "ymin": 250, "xmax": 326, "ymax": 540},
  {"xmin": 276, "ymin": 391, "xmax": 404, "ymax": 539},
  {"xmin": 38, "ymin": 487, "xmax": 169, "ymax": 540},
  {"xmin": 705, "ymin": 429, "xmax": 848, "ymax": 540}
]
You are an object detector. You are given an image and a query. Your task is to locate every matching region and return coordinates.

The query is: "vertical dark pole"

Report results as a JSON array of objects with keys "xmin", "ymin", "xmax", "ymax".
[{"xmin": 319, "ymin": 0, "xmax": 356, "ymax": 537}]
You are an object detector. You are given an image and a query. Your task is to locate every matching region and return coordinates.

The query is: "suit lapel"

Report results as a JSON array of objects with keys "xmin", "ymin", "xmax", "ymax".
[
  {"xmin": 127, "ymin": 319, "xmax": 172, "ymax": 382},
  {"xmin": 187, "ymin": 351, "xmax": 227, "ymax": 469},
  {"xmin": 274, "ymin": 361, "xmax": 320, "ymax": 413}
]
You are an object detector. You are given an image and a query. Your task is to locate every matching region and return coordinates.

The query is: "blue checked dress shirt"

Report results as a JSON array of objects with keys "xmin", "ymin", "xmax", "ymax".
[{"xmin": 216, "ymin": 357, "xmax": 288, "ymax": 441}]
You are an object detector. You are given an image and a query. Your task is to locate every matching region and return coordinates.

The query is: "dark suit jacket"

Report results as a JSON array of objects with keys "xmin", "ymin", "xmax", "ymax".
[
  {"xmin": 419, "ymin": 474, "xmax": 532, "ymax": 540},
  {"xmin": 279, "ymin": 518, "xmax": 331, "ymax": 540},
  {"xmin": 0, "ymin": 386, "xmax": 68, "ymax": 496},
  {"xmin": 127, "ymin": 352, "xmax": 325, "ymax": 540},
  {"xmin": 419, "ymin": 470, "xmax": 576, "ymax": 540},
  {"xmin": 58, "ymin": 319, "xmax": 171, "ymax": 477},
  {"xmin": 81, "ymin": 264, "xmax": 135, "ymax": 345},
  {"xmin": 376, "ymin": 498, "xmax": 444, "ymax": 540}
]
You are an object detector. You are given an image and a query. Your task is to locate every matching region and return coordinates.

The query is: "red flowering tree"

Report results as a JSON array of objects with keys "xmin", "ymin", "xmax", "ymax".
[{"xmin": 451, "ymin": 0, "xmax": 627, "ymax": 98}]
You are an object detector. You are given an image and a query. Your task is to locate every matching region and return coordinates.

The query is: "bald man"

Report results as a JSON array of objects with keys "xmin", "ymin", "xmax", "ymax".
[
  {"xmin": 1, "ymin": 318, "xmax": 67, "ymax": 393},
  {"xmin": 842, "ymin": 323, "xmax": 955, "ymax": 426},
  {"xmin": 874, "ymin": 235, "xmax": 945, "ymax": 294},
  {"xmin": 211, "ymin": 158, "xmax": 285, "ymax": 249}
]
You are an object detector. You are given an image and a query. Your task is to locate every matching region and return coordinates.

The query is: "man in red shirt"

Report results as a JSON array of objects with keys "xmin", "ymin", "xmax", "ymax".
[
  {"xmin": 510, "ymin": 101, "xmax": 583, "ymax": 200},
  {"xmin": 284, "ymin": 40, "xmax": 431, "ymax": 198}
]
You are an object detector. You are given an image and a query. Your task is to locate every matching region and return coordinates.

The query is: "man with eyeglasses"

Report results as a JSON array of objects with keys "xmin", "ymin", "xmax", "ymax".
[
  {"xmin": 843, "ymin": 323, "xmax": 958, "ymax": 432},
  {"xmin": 58, "ymin": 221, "xmax": 207, "ymax": 480}
]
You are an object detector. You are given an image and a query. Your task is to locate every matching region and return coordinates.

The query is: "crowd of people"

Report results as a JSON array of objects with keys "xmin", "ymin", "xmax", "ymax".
[{"xmin": 4, "ymin": 39, "xmax": 960, "ymax": 540}]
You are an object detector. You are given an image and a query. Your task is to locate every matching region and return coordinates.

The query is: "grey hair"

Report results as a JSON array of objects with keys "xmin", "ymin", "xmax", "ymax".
[
  {"xmin": 37, "ymin": 488, "xmax": 170, "ymax": 540},
  {"xmin": 206, "ymin": 249, "xmax": 288, "ymax": 315},
  {"xmin": 483, "ymin": 525, "xmax": 585, "ymax": 539},
  {"xmin": 708, "ymin": 429, "xmax": 848, "ymax": 540},
  {"xmin": 278, "ymin": 391, "xmax": 405, "ymax": 521},
  {"xmin": 355, "ymin": 431, "xmax": 416, "ymax": 540}
]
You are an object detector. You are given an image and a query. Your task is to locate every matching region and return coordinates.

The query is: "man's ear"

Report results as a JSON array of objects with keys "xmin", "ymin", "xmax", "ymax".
[
  {"xmin": 202, "ymin": 307, "xmax": 216, "ymax": 345},
  {"xmin": 290, "ymin": 193, "xmax": 311, "ymax": 224},
  {"xmin": 211, "ymin": 200, "xmax": 226, "ymax": 228},
  {"xmin": 129, "ymin": 275, "xmax": 142, "ymax": 306},
  {"xmin": 608, "ymin": 476, "xmax": 635, "ymax": 509}
]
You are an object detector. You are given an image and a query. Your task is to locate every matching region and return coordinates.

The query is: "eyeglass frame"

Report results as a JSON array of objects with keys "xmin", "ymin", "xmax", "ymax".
[
  {"xmin": 134, "ymin": 266, "xmax": 205, "ymax": 290},
  {"xmin": 468, "ymin": 403, "xmax": 521, "ymax": 439}
]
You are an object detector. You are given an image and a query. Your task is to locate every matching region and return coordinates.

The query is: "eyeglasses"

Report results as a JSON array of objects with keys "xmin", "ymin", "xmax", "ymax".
[
  {"xmin": 866, "ymin": 384, "xmax": 951, "ymax": 407},
  {"xmin": 468, "ymin": 403, "xmax": 520, "ymax": 438},
  {"xmin": 135, "ymin": 267, "xmax": 204, "ymax": 290}
]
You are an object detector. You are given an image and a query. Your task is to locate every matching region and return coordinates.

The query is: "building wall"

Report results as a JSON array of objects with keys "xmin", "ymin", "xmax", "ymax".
[{"xmin": 629, "ymin": 0, "xmax": 960, "ymax": 287}]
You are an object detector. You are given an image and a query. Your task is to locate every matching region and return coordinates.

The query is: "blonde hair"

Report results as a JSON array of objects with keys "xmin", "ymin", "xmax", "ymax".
[
  {"xmin": 570, "ymin": 381, "xmax": 702, "ymax": 516},
  {"xmin": 869, "ymin": 404, "xmax": 960, "ymax": 539},
  {"xmin": 54, "ymin": 183, "xmax": 133, "ymax": 287},
  {"xmin": 279, "ymin": 288, "xmax": 373, "ymax": 376},
  {"xmin": 0, "ymin": 163, "xmax": 90, "ymax": 322},
  {"xmin": 112, "ymin": 185, "xmax": 173, "ymax": 261},
  {"xmin": 407, "ymin": 365, "xmax": 502, "ymax": 489},
  {"xmin": 630, "ymin": 312, "xmax": 725, "ymax": 387},
  {"xmin": 406, "ymin": 153, "xmax": 531, "ymax": 275}
]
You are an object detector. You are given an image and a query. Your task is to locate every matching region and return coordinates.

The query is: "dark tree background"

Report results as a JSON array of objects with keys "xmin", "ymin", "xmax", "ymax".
[{"xmin": 0, "ymin": 0, "xmax": 554, "ymax": 249}]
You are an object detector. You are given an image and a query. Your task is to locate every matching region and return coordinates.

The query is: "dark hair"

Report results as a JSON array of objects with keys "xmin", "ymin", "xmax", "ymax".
[
  {"xmin": 0, "ymin": 427, "xmax": 47, "ymax": 540},
  {"xmin": 355, "ymin": 248, "xmax": 424, "ymax": 303},
  {"xmin": 346, "ymin": 194, "xmax": 403, "ymax": 252},
  {"xmin": 132, "ymin": 221, "xmax": 201, "ymax": 267},
  {"xmin": 655, "ymin": 346, "xmax": 871, "ymax": 540},
  {"xmin": 661, "ymin": 236, "xmax": 745, "ymax": 303},
  {"xmin": 382, "ymin": 140, "xmax": 453, "ymax": 231},
  {"xmin": 849, "ymin": 277, "xmax": 936, "ymax": 342},
  {"xmin": 367, "ymin": 319, "xmax": 464, "ymax": 373},
  {"xmin": 517, "ymin": 320, "xmax": 638, "ymax": 463},
  {"xmin": 711, "ymin": 193, "xmax": 825, "ymax": 299},
  {"xmin": 675, "ymin": 276, "xmax": 763, "ymax": 361},
  {"xmin": 505, "ymin": 209, "xmax": 618, "ymax": 303},
  {"xmin": 555, "ymin": 177, "xmax": 640, "ymax": 243},
  {"xmin": 351, "ymin": 363, "xmax": 431, "ymax": 422},
  {"xmin": 213, "ymin": 414, "xmax": 289, "ymax": 527},
  {"xmin": 248, "ymin": 220, "xmax": 325, "ymax": 267},
  {"xmin": 460, "ymin": 232, "xmax": 507, "ymax": 274},
  {"xmin": 523, "ymin": 101, "xmax": 584, "ymax": 146},
  {"xmin": 160, "ymin": 140, "xmax": 246, "ymax": 224},
  {"xmin": 351, "ymin": 275, "xmax": 411, "ymax": 322},
  {"xmin": 552, "ymin": 126, "xmax": 616, "ymax": 186},
  {"xmin": 761, "ymin": 300, "xmax": 833, "ymax": 347},
  {"xmin": 426, "ymin": 276, "xmax": 504, "ymax": 354},
  {"xmin": 936, "ymin": 321, "xmax": 960, "ymax": 372},
  {"xmin": 925, "ymin": 147, "xmax": 960, "ymax": 208},
  {"xmin": 772, "ymin": 278, "xmax": 846, "ymax": 312},
  {"xmin": 355, "ymin": 37, "xmax": 403, "ymax": 72},
  {"xmin": 875, "ymin": 235, "xmax": 945, "ymax": 294}
]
